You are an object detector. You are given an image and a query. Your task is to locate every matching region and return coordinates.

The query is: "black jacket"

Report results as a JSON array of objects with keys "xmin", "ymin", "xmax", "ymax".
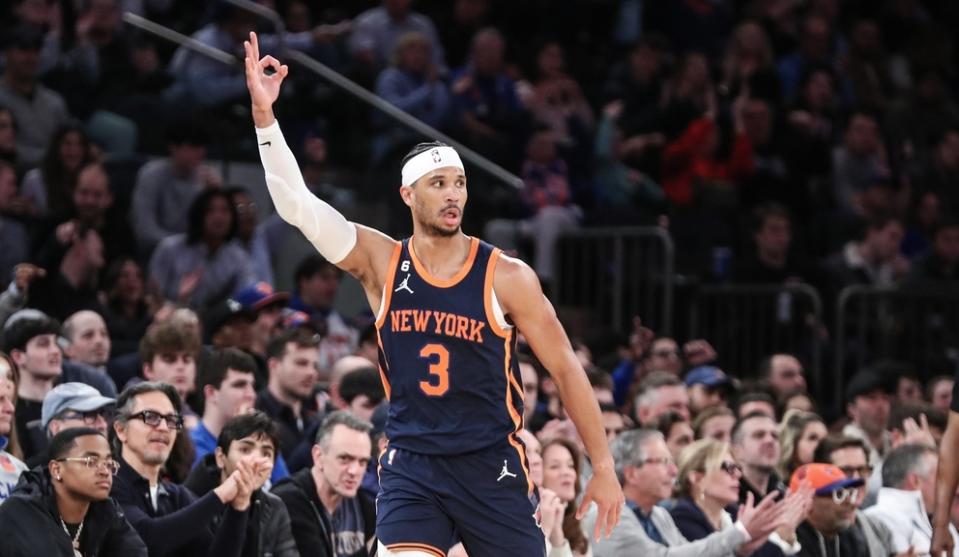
[
  {"xmin": 184, "ymin": 453, "xmax": 300, "ymax": 557},
  {"xmin": 111, "ymin": 454, "xmax": 248, "ymax": 557},
  {"xmin": 271, "ymin": 468, "xmax": 375, "ymax": 557},
  {"xmin": 0, "ymin": 467, "xmax": 147, "ymax": 557}
]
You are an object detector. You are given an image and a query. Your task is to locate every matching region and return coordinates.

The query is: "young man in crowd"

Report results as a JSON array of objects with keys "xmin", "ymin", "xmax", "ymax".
[
  {"xmin": 192, "ymin": 347, "xmax": 289, "ymax": 483},
  {"xmin": 185, "ymin": 411, "xmax": 299, "ymax": 557},
  {"xmin": 26, "ymin": 381, "xmax": 115, "ymax": 468},
  {"xmin": 733, "ymin": 411, "xmax": 786, "ymax": 504},
  {"xmin": 138, "ymin": 320, "xmax": 202, "ymax": 429}
]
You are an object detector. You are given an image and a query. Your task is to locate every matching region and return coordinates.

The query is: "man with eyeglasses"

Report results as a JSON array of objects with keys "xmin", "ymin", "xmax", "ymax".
[
  {"xmin": 791, "ymin": 463, "xmax": 894, "ymax": 557},
  {"xmin": 25, "ymin": 381, "xmax": 115, "ymax": 468},
  {"xmin": 0, "ymin": 427, "xmax": 147, "ymax": 556},
  {"xmin": 865, "ymin": 444, "xmax": 958, "ymax": 557},
  {"xmin": 584, "ymin": 428, "xmax": 787, "ymax": 557},
  {"xmin": 110, "ymin": 381, "xmax": 259, "ymax": 557}
]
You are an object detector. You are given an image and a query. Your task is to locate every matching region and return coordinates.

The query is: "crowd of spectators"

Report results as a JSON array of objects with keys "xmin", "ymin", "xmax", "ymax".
[{"xmin": 0, "ymin": 0, "xmax": 958, "ymax": 556}]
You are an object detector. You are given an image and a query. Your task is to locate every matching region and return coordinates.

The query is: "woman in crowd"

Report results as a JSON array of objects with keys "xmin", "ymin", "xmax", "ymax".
[
  {"xmin": 20, "ymin": 124, "xmax": 97, "ymax": 218},
  {"xmin": 541, "ymin": 437, "xmax": 591, "ymax": 557},
  {"xmin": 693, "ymin": 405, "xmax": 736, "ymax": 443},
  {"xmin": 101, "ymin": 257, "xmax": 155, "ymax": 357},
  {"xmin": 778, "ymin": 409, "xmax": 827, "ymax": 480},
  {"xmin": 779, "ymin": 389, "xmax": 816, "ymax": 415},
  {"xmin": 1, "ymin": 351, "xmax": 27, "ymax": 503},
  {"xmin": 671, "ymin": 439, "xmax": 811, "ymax": 554},
  {"xmin": 0, "ymin": 427, "xmax": 147, "ymax": 556}
]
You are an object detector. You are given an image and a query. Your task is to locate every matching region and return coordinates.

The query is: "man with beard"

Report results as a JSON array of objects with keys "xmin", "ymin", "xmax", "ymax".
[
  {"xmin": 732, "ymin": 412, "xmax": 786, "ymax": 504},
  {"xmin": 110, "ymin": 382, "xmax": 256, "ymax": 557},
  {"xmin": 841, "ymin": 371, "xmax": 892, "ymax": 472},
  {"xmin": 245, "ymin": 31, "xmax": 622, "ymax": 556}
]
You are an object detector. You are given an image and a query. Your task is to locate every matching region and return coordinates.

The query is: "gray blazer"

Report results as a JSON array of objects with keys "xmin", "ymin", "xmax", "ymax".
[{"xmin": 582, "ymin": 503, "xmax": 747, "ymax": 557}]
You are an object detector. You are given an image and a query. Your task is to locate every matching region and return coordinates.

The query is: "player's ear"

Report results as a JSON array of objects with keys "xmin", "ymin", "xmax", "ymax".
[{"xmin": 399, "ymin": 184, "xmax": 414, "ymax": 207}]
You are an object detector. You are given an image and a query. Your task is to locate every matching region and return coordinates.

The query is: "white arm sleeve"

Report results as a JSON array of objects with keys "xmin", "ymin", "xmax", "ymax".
[{"xmin": 255, "ymin": 121, "xmax": 357, "ymax": 264}]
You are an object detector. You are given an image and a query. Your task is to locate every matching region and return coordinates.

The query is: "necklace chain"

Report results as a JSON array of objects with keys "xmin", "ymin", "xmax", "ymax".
[{"xmin": 59, "ymin": 516, "xmax": 84, "ymax": 552}]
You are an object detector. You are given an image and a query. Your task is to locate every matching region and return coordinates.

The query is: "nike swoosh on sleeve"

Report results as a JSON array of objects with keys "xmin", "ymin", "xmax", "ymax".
[{"xmin": 259, "ymin": 141, "xmax": 271, "ymax": 147}]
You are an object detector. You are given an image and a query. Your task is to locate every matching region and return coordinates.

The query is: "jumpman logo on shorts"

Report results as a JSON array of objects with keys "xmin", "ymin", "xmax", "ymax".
[
  {"xmin": 394, "ymin": 274, "xmax": 414, "ymax": 294},
  {"xmin": 497, "ymin": 460, "xmax": 517, "ymax": 482}
]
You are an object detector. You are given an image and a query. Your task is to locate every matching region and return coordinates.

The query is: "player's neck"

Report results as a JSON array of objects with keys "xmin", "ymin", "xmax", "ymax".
[{"xmin": 410, "ymin": 232, "xmax": 470, "ymax": 275}]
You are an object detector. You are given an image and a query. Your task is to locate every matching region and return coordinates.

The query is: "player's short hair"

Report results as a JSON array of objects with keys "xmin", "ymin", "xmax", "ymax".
[{"xmin": 314, "ymin": 410, "xmax": 372, "ymax": 449}]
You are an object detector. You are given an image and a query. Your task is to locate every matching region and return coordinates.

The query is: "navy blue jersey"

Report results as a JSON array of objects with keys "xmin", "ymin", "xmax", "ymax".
[{"xmin": 375, "ymin": 237, "xmax": 526, "ymax": 457}]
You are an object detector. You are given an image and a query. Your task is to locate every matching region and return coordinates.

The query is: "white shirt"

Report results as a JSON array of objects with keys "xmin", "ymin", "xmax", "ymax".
[{"xmin": 864, "ymin": 487, "xmax": 959, "ymax": 556}]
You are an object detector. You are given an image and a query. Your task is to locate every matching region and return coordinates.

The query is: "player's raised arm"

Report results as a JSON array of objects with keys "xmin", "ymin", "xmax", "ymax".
[
  {"xmin": 494, "ymin": 255, "xmax": 625, "ymax": 540},
  {"xmin": 244, "ymin": 32, "xmax": 393, "ymax": 285}
]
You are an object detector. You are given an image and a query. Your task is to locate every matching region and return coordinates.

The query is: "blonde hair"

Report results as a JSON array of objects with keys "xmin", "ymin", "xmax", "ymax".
[
  {"xmin": 675, "ymin": 438, "xmax": 730, "ymax": 499},
  {"xmin": 778, "ymin": 409, "xmax": 824, "ymax": 479}
]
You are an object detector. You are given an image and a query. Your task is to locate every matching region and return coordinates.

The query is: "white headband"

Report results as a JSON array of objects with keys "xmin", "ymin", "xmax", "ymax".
[{"xmin": 401, "ymin": 146, "xmax": 464, "ymax": 187}]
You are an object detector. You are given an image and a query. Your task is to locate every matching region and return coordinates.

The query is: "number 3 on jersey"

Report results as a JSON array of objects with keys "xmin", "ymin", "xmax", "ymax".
[{"xmin": 419, "ymin": 343, "xmax": 450, "ymax": 396}]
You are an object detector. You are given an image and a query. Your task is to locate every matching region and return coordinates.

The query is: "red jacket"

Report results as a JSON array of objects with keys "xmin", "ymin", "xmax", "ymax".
[{"xmin": 661, "ymin": 117, "xmax": 754, "ymax": 206}]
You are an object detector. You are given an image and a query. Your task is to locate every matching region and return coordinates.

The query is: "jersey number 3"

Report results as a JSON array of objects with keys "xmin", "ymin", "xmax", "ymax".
[{"xmin": 418, "ymin": 343, "xmax": 450, "ymax": 396}]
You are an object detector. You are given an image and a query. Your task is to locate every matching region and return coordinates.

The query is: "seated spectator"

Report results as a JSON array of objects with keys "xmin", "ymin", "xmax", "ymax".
[
  {"xmin": 110, "ymin": 381, "xmax": 252, "ymax": 557},
  {"xmin": 272, "ymin": 411, "xmax": 375, "ymax": 557},
  {"xmin": 256, "ymin": 328, "xmax": 321, "ymax": 460},
  {"xmin": 672, "ymin": 439, "xmax": 808, "ymax": 552},
  {"xmin": 842, "ymin": 371, "xmax": 892, "ymax": 471},
  {"xmin": 484, "ymin": 129, "xmax": 581, "ymax": 284},
  {"xmin": 832, "ymin": 111, "xmax": 888, "ymax": 218},
  {"xmin": 659, "ymin": 52, "xmax": 715, "ymax": 139},
  {"xmin": 790, "ymin": 463, "xmax": 894, "ymax": 557},
  {"xmin": 777, "ymin": 410, "xmax": 827, "ymax": 480},
  {"xmin": 350, "ymin": 0, "xmax": 447, "ymax": 76},
  {"xmin": 0, "ymin": 352, "xmax": 27, "ymax": 502},
  {"xmin": 864, "ymin": 444, "xmax": 957, "ymax": 555},
  {"xmin": 758, "ymin": 354, "xmax": 808, "ymax": 402},
  {"xmin": 191, "ymin": 348, "xmax": 289, "ymax": 485},
  {"xmin": 928, "ymin": 375, "xmax": 954, "ymax": 412},
  {"xmin": 734, "ymin": 390, "xmax": 778, "ymax": 420},
  {"xmin": 694, "ymin": 406, "xmax": 736, "ymax": 443},
  {"xmin": 149, "ymin": 189, "xmax": 255, "ymax": 310},
  {"xmin": 372, "ymin": 31, "xmax": 451, "ymax": 164},
  {"xmin": 583, "ymin": 428, "xmax": 784, "ymax": 556},
  {"xmin": 886, "ymin": 402, "xmax": 945, "ymax": 448},
  {"xmin": 732, "ymin": 204, "xmax": 810, "ymax": 284},
  {"xmin": 233, "ymin": 282, "xmax": 289, "ymax": 379},
  {"xmin": 184, "ymin": 411, "xmax": 298, "ymax": 557},
  {"xmin": 601, "ymin": 402, "xmax": 628, "ymax": 442},
  {"xmin": 0, "ymin": 106, "xmax": 23, "ymax": 169},
  {"xmin": 63, "ymin": 310, "xmax": 111, "ymax": 372},
  {"xmin": 202, "ymin": 298, "xmax": 256, "ymax": 353},
  {"xmin": 656, "ymin": 411, "xmax": 695, "ymax": 462},
  {"xmin": 138, "ymin": 320, "xmax": 202, "ymax": 429},
  {"xmin": 906, "ymin": 217, "xmax": 959, "ymax": 284},
  {"xmin": 601, "ymin": 37, "xmax": 667, "ymax": 135},
  {"xmin": 0, "ymin": 160, "xmax": 29, "ymax": 282},
  {"xmin": 34, "ymin": 162, "xmax": 136, "ymax": 271},
  {"xmin": 912, "ymin": 128, "xmax": 959, "ymax": 216},
  {"xmin": 4, "ymin": 309, "xmax": 115, "ymax": 460},
  {"xmin": 777, "ymin": 15, "xmax": 837, "ymax": 101},
  {"xmin": 0, "ymin": 25, "xmax": 70, "ymax": 167},
  {"xmin": 0, "ymin": 428, "xmax": 147, "ymax": 556},
  {"xmin": 100, "ymin": 257, "xmax": 153, "ymax": 357},
  {"xmin": 812, "ymin": 435, "xmax": 876, "ymax": 506},
  {"xmin": 732, "ymin": 412, "xmax": 786, "ymax": 504},
  {"xmin": 635, "ymin": 371, "xmax": 691, "ymax": 426},
  {"xmin": 26, "ymin": 381, "xmax": 115, "ymax": 468},
  {"xmin": 226, "ymin": 187, "xmax": 274, "ymax": 285},
  {"xmin": 339, "ymin": 367, "xmax": 387, "ymax": 422},
  {"xmin": 20, "ymin": 124, "xmax": 97, "ymax": 218},
  {"xmin": 540, "ymin": 437, "xmax": 590, "ymax": 556},
  {"xmin": 518, "ymin": 354, "xmax": 541, "ymax": 430},
  {"xmin": 450, "ymin": 28, "xmax": 528, "ymax": 168},
  {"xmin": 130, "ymin": 122, "xmax": 220, "ymax": 254},
  {"xmin": 780, "ymin": 390, "xmax": 816, "ymax": 415},
  {"xmin": 820, "ymin": 215, "xmax": 907, "ymax": 299},
  {"xmin": 684, "ymin": 366, "xmax": 735, "ymax": 416},
  {"xmin": 289, "ymin": 255, "xmax": 358, "ymax": 371}
]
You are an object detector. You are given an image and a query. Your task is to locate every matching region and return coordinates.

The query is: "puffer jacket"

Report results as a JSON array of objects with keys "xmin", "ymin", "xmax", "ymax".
[{"xmin": 0, "ymin": 467, "xmax": 147, "ymax": 557}]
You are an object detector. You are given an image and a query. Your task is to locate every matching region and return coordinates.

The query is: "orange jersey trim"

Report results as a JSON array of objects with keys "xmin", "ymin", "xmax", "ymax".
[
  {"xmin": 502, "ymin": 331, "xmax": 533, "ymax": 494},
  {"xmin": 386, "ymin": 542, "xmax": 446, "ymax": 557},
  {"xmin": 408, "ymin": 236, "xmax": 478, "ymax": 288},
  {"xmin": 483, "ymin": 248, "xmax": 510, "ymax": 339},
  {"xmin": 375, "ymin": 242, "xmax": 404, "ymax": 329}
]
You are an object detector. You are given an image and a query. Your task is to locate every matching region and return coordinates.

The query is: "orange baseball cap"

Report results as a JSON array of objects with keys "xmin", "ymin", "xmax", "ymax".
[{"xmin": 790, "ymin": 463, "xmax": 865, "ymax": 496}]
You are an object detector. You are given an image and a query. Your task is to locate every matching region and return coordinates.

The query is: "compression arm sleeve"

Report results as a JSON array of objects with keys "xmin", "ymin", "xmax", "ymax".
[{"xmin": 255, "ymin": 121, "xmax": 357, "ymax": 264}]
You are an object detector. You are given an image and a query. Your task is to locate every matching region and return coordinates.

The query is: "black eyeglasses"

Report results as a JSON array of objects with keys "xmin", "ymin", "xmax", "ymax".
[
  {"xmin": 838, "ymin": 465, "xmax": 873, "ymax": 478},
  {"xmin": 719, "ymin": 460, "xmax": 743, "ymax": 476},
  {"xmin": 640, "ymin": 456, "xmax": 675, "ymax": 467},
  {"xmin": 126, "ymin": 410, "xmax": 184, "ymax": 431},
  {"xmin": 56, "ymin": 456, "xmax": 121, "ymax": 475},
  {"xmin": 58, "ymin": 409, "xmax": 111, "ymax": 425}
]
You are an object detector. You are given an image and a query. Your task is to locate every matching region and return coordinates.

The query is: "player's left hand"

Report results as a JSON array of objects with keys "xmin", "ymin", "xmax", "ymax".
[{"xmin": 576, "ymin": 464, "xmax": 624, "ymax": 540}]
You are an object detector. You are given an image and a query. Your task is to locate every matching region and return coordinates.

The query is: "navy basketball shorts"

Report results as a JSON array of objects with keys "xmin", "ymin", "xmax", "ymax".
[{"xmin": 376, "ymin": 437, "xmax": 547, "ymax": 557}]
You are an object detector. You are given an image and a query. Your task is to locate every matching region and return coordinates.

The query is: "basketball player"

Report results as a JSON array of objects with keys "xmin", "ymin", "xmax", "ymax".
[{"xmin": 244, "ymin": 32, "xmax": 622, "ymax": 557}]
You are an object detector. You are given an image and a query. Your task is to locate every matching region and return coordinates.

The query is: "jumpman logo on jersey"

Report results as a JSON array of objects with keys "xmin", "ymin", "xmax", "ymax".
[
  {"xmin": 394, "ymin": 273, "xmax": 414, "ymax": 294},
  {"xmin": 497, "ymin": 460, "xmax": 517, "ymax": 482}
]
